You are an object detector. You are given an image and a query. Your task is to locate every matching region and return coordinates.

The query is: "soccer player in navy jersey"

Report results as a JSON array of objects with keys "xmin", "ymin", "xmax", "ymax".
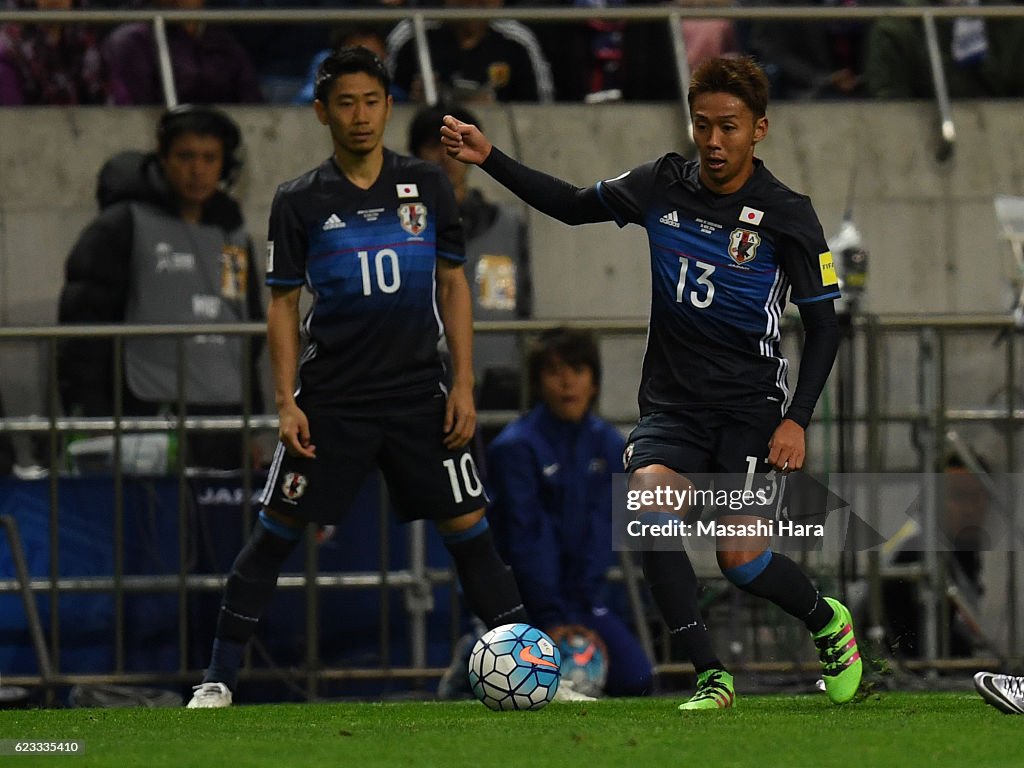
[
  {"xmin": 441, "ymin": 55, "xmax": 862, "ymax": 710},
  {"xmin": 187, "ymin": 47, "xmax": 529, "ymax": 708}
]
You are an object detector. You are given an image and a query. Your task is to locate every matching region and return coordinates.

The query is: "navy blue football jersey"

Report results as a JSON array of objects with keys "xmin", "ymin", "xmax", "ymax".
[
  {"xmin": 595, "ymin": 155, "xmax": 840, "ymax": 415},
  {"xmin": 266, "ymin": 150, "xmax": 465, "ymax": 409}
]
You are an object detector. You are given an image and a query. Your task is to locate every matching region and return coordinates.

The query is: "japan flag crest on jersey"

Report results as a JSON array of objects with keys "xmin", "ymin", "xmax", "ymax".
[
  {"xmin": 729, "ymin": 228, "xmax": 761, "ymax": 265},
  {"xmin": 398, "ymin": 202, "xmax": 428, "ymax": 236}
]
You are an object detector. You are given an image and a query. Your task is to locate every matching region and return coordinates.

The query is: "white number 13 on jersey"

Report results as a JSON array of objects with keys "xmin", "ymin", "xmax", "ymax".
[{"xmin": 676, "ymin": 257, "xmax": 715, "ymax": 309}]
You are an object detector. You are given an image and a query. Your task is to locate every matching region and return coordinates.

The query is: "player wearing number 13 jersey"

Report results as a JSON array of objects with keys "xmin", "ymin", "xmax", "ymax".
[
  {"xmin": 188, "ymin": 48, "xmax": 529, "ymax": 709},
  {"xmin": 442, "ymin": 55, "xmax": 862, "ymax": 711}
]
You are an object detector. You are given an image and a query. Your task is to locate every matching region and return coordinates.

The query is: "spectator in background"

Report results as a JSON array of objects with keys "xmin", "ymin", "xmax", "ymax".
[
  {"xmin": 865, "ymin": 0, "xmax": 1024, "ymax": 98},
  {"xmin": 571, "ymin": 0, "xmax": 628, "ymax": 103},
  {"xmin": 211, "ymin": 0, "xmax": 339, "ymax": 104},
  {"xmin": 485, "ymin": 328, "xmax": 653, "ymax": 696},
  {"xmin": 619, "ymin": 0, "xmax": 738, "ymax": 102},
  {"xmin": 745, "ymin": 0, "xmax": 869, "ymax": 99},
  {"xmin": 295, "ymin": 24, "xmax": 400, "ymax": 104},
  {"xmin": 387, "ymin": 0, "xmax": 554, "ymax": 103},
  {"xmin": 515, "ymin": 0, "xmax": 737, "ymax": 102},
  {"xmin": 0, "ymin": 0, "xmax": 108, "ymax": 106},
  {"xmin": 57, "ymin": 105, "xmax": 264, "ymax": 471},
  {"xmin": 880, "ymin": 454, "xmax": 991, "ymax": 659},
  {"xmin": 408, "ymin": 103, "xmax": 531, "ymax": 438},
  {"xmin": 104, "ymin": 0, "xmax": 262, "ymax": 105}
]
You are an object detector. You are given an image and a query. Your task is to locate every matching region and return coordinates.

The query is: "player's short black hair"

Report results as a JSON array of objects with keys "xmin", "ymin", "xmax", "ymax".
[
  {"xmin": 408, "ymin": 103, "xmax": 481, "ymax": 157},
  {"xmin": 156, "ymin": 104, "xmax": 242, "ymax": 183},
  {"xmin": 315, "ymin": 45, "xmax": 391, "ymax": 103},
  {"xmin": 688, "ymin": 56, "xmax": 770, "ymax": 119},
  {"xmin": 527, "ymin": 327, "xmax": 602, "ymax": 404}
]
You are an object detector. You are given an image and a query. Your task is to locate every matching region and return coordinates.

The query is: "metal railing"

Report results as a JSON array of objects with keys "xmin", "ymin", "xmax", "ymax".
[{"xmin": 1, "ymin": 315, "xmax": 1023, "ymax": 697}]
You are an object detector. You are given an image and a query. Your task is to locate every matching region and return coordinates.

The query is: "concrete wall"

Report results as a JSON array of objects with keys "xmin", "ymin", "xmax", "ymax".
[{"xmin": 2, "ymin": 102, "xmax": 1024, "ymax": 449}]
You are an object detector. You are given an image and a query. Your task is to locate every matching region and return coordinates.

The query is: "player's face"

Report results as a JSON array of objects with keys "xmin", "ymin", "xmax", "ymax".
[
  {"xmin": 691, "ymin": 91, "xmax": 767, "ymax": 195},
  {"xmin": 539, "ymin": 355, "xmax": 598, "ymax": 424},
  {"xmin": 160, "ymin": 131, "xmax": 224, "ymax": 209},
  {"xmin": 315, "ymin": 72, "xmax": 392, "ymax": 158}
]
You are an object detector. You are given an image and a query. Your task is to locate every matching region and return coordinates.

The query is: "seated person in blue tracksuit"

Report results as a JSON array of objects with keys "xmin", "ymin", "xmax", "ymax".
[{"xmin": 486, "ymin": 327, "xmax": 653, "ymax": 696}]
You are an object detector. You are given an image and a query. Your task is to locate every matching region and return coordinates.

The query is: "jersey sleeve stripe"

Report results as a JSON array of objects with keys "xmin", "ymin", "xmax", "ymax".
[
  {"xmin": 266, "ymin": 276, "xmax": 305, "ymax": 287},
  {"xmin": 791, "ymin": 291, "xmax": 841, "ymax": 305},
  {"xmin": 594, "ymin": 181, "xmax": 627, "ymax": 228}
]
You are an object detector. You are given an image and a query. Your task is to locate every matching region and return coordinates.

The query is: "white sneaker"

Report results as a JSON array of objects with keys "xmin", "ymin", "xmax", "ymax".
[
  {"xmin": 186, "ymin": 682, "xmax": 233, "ymax": 708},
  {"xmin": 553, "ymin": 680, "xmax": 598, "ymax": 702},
  {"xmin": 974, "ymin": 671, "xmax": 1024, "ymax": 714}
]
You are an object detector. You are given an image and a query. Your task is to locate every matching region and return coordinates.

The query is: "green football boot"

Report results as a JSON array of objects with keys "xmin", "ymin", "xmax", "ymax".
[
  {"xmin": 678, "ymin": 669, "xmax": 735, "ymax": 711},
  {"xmin": 814, "ymin": 597, "xmax": 863, "ymax": 704}
]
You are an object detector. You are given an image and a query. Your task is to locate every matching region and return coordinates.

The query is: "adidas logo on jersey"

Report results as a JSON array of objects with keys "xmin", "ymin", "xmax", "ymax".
[
  {"xmin": 322, "ymin": 213, "xmax": 346, "ymax": 231},
  {"xmin": 659, "ymin": 210, "xmax": 680, "ymax": 228}
]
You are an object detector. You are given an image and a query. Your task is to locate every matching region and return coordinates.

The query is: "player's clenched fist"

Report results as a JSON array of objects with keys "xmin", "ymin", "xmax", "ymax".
[{"xmin": 440, "ymin": 115, "xmax": 492, "ymax": 165}]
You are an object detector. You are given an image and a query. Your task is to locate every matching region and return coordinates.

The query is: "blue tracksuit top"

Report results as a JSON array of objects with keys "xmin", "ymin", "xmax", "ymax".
[{"xmin": 485, "ymin": 403, "xmax": 625, "ymax": 628}]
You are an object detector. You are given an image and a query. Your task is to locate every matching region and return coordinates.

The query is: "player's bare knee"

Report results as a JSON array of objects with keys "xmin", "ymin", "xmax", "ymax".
[
  {"xmin": 716, "ymin": 522, "xmax": 771, "ymax": 571},
  {"xmin": 629, "ymin": 463, "xmax": 698, "ymax": 520}
]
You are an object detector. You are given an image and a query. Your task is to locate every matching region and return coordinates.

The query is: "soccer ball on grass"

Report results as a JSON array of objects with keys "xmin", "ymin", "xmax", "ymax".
[{"xmin": 468, "ymin": 623, "xmax": 561, "ymax": 710}]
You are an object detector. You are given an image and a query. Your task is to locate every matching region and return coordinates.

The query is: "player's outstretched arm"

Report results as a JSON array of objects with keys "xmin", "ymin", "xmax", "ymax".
[
  {"xmin": 436, "ymin": 259, "xmax": 477, "ymax": 450},
  {"xmin": 267, "ymin": 286, "xmax": 315, "ymax": 459},
  {"xmin": 441, "ymin": 115, "xmax": 611, "ymax": 227}
]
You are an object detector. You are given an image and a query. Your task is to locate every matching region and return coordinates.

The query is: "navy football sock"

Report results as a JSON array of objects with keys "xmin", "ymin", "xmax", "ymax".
[
  {"xmin": 205, "ymin": 518, "xmax": 300, "ymax": 690},
  {"xmin": 727, "ymin": 550, "xmax": 834, "ymax": 633},
  {"xmin": 204, "ymin": 638, "xmax": 246, "ymax": 690},
  {"xmin": 442, "ymin": 519, "xmax": 529, "ymax": 629},
  {"xmin": 641, "ymin": 549, "xmax": 723, "ymax": 673}
]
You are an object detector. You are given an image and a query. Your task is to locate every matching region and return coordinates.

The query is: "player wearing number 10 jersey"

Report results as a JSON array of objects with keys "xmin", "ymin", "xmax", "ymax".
[
  {"xmin": 442, "ymin": 56, "xmax": 862, "ymax": 711},
  {"xmin": 266, "ymin": 144, "xmax": 461, "ymax": 409},
  {"xmin": 188, "ymin": 47, "xmax": 529, "ymax": 708}
]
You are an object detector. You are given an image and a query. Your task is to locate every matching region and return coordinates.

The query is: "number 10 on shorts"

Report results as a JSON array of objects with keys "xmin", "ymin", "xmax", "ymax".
[{"xmin": 443, "ymin": 455, "xmax": 483, "ymax": 503}]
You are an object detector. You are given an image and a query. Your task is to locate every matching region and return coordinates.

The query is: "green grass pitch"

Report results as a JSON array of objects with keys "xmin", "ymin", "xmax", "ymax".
[{"xmin": 0, "ymin": 692, "xmax": 1019, "ymax": 768}]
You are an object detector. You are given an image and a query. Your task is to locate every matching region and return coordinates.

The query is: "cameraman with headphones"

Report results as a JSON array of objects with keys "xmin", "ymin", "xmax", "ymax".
[{"xmin": 57, "ymin": 105, "xmax": 264, "ymax": 471}]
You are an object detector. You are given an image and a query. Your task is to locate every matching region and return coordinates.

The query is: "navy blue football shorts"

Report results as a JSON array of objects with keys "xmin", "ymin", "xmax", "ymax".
[
  {"xmin": 622, "ymin": 404, "xmax": 785, "ymax": 520},
  {"xmin": 260, "ymin": 400, "xmax": 487, "ymax": 526}
]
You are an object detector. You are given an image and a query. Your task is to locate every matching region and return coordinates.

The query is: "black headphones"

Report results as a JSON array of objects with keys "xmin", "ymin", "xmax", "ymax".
[{"xmin": 156, "ymin": 104, "xmax": 243, "ymax": 185}]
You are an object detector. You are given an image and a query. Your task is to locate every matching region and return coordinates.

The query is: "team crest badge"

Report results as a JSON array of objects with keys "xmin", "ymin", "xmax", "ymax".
[
  {"xmin": 622, "ymin": 442, "xmax": 634, "ymax": 470},
  {"xmin": 398, "ymin": 202, "xmax": 428, "ymax": 236},
  {"xmin": 281, "ymin": 472, "xmax": 308, "ymax": 500},
  {"xmin": 728, "ymin": 228, "xmax": 761, "ymax": 265}
]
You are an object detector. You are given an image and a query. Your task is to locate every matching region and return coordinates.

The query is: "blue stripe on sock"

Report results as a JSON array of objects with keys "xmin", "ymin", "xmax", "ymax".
[
  {"xmin": 258, "ymin": 509, "xmax": 302, "ymax": 541},
  {"xmin": 723, "ymin": 549, "xmax": 773, "ymax": 586},
  {"xmin": 442, "ymin": 516, "xmax": 489, "ymax": 544}
]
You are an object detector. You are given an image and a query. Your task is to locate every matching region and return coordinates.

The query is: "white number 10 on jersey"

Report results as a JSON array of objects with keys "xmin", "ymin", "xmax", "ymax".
[{"xmin": 358, "ymin": 249, "xmax": 401, "ymax": 295}]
